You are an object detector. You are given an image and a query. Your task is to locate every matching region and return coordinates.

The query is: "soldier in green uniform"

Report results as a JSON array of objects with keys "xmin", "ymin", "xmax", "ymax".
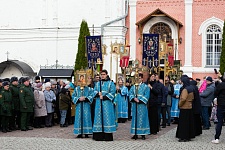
[
  {"xmin": 0, "ymin": 79, "xmax": 3, "ymax": 129},
  {"xmin": 9, "ymin": 77, "xmax": 20, "ymax": 130},
  {"xmin": 0, "ymin": 81, "xmax": 13, "ymax": 133},
  {"xmin": 19, "ymin": 77, "xmax": 34, "ymax": 131}
]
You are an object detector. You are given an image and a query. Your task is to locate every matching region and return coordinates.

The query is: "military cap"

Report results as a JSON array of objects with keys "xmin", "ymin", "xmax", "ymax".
[
  {"xmin": 22, "ymin": 77, "xmax": 30, "ymax": 83},
  {"xmin": 3, "ymin": 81, "xmax": 9, "ymax": 87},
  {"xmin": 11, "ymin": 76, "xmax": 18, "ymax": 82},
  {"xmin": 18, "ymin": 77, "xmax": 24, "ymax": 84},
  {"xmin": 3, "ymin": 78, "xmax": 10, "ymax": 82}
]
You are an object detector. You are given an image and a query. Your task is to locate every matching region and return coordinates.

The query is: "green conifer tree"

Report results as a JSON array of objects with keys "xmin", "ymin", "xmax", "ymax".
[
  {"xmin": 75, "ymin": 20, "xmax": 90, "ymax": 71},
  {"xmin": 220, "ymin": 20, "xmax": 225, "ymax": 74}
]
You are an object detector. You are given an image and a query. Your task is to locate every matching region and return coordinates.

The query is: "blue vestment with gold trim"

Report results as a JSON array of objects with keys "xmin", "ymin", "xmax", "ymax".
[
  {"xmin": 115, "ymin": 86, "xmax": 128, "ymax": 119},
  {"xmin": 72, "ymin": 86, "xmax": 93, "ymax": 134},
  {"xmin": 93, "ymin": 80, "xmax": 116, "ymax": 133},
  {"xmin": 129, "ymin": 83, "xmax": 150, "ymax": 135}
]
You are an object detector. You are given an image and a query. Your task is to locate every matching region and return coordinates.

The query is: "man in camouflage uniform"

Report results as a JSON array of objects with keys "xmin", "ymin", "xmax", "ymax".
[
  {"xmin": 19, "ymin": 77, "xmax": 34, "ymax": 131},
  {"xmin": 9, "ymin": 77, "xmax": 20, "ymax": 130},
  {"xmin": 0, "ymin": 81, "xmax": 13, "ymax": 133}
]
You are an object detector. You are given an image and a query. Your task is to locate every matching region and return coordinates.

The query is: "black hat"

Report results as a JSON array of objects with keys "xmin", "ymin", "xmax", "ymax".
[
  {"xmin": 3, "ymin": 78, "xmax": 10, "ymax": 82},
  {"xmin": 206, "ymin": 76, "xmax": 213, "ymax": 82},
  {"xmin": 0, "ymin": 79, "xmax": 3, "ymax": 83},
  {"xmin": 3, "ymin": 81, "xmax": 9, "ymax": 87},
  {"xmin": 18, "ymin": 77, "xmax": 24, "ymax": 84},
  {"xmin": 44, "ymin": 78, "xmax": 50, "ymax": 83},
  {"xmin": 196, "ymin": 78, "xmax": 201, "ymax": 81},
  {"xmin": 35, "ymin": 76, "xmax": 40, "ymax": 80},
  {"xmin": 11, "ymin": 76, "xmax": 18, "ymax": 82},
  {"xmin": 22, "ymin": 77, "xmax": 30, "ymax": 83}
]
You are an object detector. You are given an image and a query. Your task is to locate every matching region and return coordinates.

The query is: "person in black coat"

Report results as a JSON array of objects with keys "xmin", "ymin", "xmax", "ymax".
[
  {"xmin": 165, "ymin": 76, "xmax": 174, "ymax": 126},
  {"xmin": 212, "ymin": 75, "xmax": 225, "ymax": 144},
  {"xmin": 148, "ymin": 74, "xmax": 161, "ymax": 134},
  {"xmin": 190, "ymin": 80, "xmax": 202, "ymax": 136},
  {"xmin": 126, "ymin": 78, "xmax": 132, "ymax": 120}
]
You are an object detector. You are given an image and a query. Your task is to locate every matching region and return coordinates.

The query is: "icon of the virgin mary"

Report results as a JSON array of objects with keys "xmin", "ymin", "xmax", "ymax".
[
  {"xmin": 147, "ymin": 39, "xmax": 154, "ymax": 51},
  {"xmin": 91, "ymin": 42, "xmax": 98, "ymax": 52}
]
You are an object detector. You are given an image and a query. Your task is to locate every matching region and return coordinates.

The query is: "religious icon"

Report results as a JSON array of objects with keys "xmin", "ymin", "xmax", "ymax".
[
  {"xmin": 120, "ymin": 46, "xmax": 124, "ymax": 54},
  {"xmin": 125, "ymin": 68, "xmax": 131, "ymax": 75},
  {"xmin": 112, "ymin": 46, "xmax": 119, "ymax": 53},
  {"xmin": 91, "ymin": 42, "xmax": 98, "ymax": 52},
  {"xmin": 79, "ymin": 75, "xmax": 86, "ymax": 83},
  {"xmin": 124, "ymin": 46, "xmax": 130, "ymax": 56},
  {"xmin": 147, "ymin": 38, "xmax": 154, "ymax": 51},
  {"xmin": 75, "ymin": 68, "xmax": 88, "ymax": 87},
  {"xmin": 116, "ymin": 73, "xmax": 125, "ymax": 86}
]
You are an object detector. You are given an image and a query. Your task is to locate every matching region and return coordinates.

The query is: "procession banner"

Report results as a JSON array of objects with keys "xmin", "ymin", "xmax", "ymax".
[
  {"xmin": 142, "ymin": 34, "xmax": 159, "ymax": 68},
  {"xmin": 120, "ymin": 45, "xmax": 130, "ymax": 68},
  {"xmin": 86, "ymin": 36, "xmax": 102, "ymax": 69}
]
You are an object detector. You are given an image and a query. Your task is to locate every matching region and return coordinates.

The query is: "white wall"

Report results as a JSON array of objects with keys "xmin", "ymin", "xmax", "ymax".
[{"xmin": 0, "ymin": 0, "xmax": 126, "ymax": 79}]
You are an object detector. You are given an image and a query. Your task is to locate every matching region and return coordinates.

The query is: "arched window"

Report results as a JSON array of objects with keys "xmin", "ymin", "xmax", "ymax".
[
  {"xmin": 150, "ymin": 22, "xmax": 172, "ymax": 43},
  {"xmin": 206, "ymin": 25, "xmax": 222, "ymax": 67}
]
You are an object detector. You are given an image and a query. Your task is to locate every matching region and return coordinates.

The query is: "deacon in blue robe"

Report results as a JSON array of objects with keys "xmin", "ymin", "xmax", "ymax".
[
  {"xmin": 115, "ymin": 80, "xmax": 129, "ymax": 123},
  {"xmin": 92, "ymin": 70, "xmax": 116, "ymax": 141},
  {"xmin": 171, "ymin": 81, "xmax": 182, "ymax": 118},
  {"xmin": 72, "ymin": 86, "xmax": 93, "ymax": 138},
  {"xmin": 129, "ymin": 74, "xmax": 150, "ymax": 140}
]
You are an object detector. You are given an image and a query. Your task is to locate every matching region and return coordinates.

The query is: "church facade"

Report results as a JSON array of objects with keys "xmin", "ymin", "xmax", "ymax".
[
  {"xmin": 0, "ymin": 0, "xmax": 224, "ymax": 81},
  {"xmin": 127, "ymin": 0, "xmax": 224, "ymax": 79}
]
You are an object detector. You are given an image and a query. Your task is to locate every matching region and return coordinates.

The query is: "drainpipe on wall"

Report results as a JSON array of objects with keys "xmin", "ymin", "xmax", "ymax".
[{"xmin": 101, "ymin": 0, "xmax": 129, "ymax": 44}]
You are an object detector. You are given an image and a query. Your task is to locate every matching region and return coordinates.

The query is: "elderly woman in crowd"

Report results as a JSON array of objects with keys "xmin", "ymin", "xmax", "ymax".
[
  {"xmin": 44, "ymin": 82, "xmax": 56, "ymax": 127},
  {"xmin": 33, "ymin": 82, "xmax": 47, "ymax": 128}
]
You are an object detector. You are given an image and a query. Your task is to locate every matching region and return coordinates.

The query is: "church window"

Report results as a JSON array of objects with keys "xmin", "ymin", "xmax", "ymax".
[
  {"xmin": 149, "ymin": 22, "xmax": 172, "ymax": 43},
  {"xmin": 206, "ymin": 25, "xmax": 222, "ymax": 67}
]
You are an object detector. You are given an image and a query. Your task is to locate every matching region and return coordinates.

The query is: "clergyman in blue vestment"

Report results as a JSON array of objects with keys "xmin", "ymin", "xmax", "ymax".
[
  {"xmin": 92, "ymin": 70, "xmax": 116, "ymax": 141},
  {"xmin": 129, "ymin": 74, "xmax": 150, "ymax": 140},
  {"xmin": 72, "ymin": 85, "xmax": 93, "ymax": 138},
  {"xmin": 115, "ymin": 80, "xmax": 129, "ymax": 123}
]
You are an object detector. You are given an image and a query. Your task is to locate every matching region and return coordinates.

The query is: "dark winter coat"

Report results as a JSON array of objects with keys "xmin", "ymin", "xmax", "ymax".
[
  {"xmin": 199, "ymin": 83, "xmax": 215, "ymax": 107},
  {"xmin": 214, "ymin": 81, "xmax": 225, "ymax": 106}
]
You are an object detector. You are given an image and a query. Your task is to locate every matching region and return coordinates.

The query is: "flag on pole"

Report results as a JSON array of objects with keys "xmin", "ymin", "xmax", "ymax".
[
  {"xmin": 142, "ymin": 34, "xmax": 159, "ymax": 68},
  {"xmin": 86, "ymin": 36, "xmax": 102, "ymax": 69}
]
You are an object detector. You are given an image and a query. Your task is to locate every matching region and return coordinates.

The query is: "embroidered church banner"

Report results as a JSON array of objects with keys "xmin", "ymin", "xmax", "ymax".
[
  {"xmin": 142, "ymin": 34, "xmax": 159, "ymax": 68},
  {"xmin": 86, "ymin": 36, "xmax": 102, "ymax": 69}
]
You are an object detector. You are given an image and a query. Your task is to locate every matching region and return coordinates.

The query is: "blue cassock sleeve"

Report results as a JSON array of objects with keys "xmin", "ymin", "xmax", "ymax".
[
  {"xmin": 129, "ymin": 85, "xmax": 135, "ymax": 102},
  {"xmin": 105, "ymin": 81, "xmax": 116, "ymax": 101},
  {"xmin": 137, "ymin": 84, "xmax": 150, "ymax": 104},
  {"xmin": 121, "ymin": 86, "xmax": 128, "ymax": 96},
  {"xmin": 86, "ymin": 87, "xmax": 93, "ymax": 103},
  {"xmin": 72, "ymin": 87, "xmax": 80, "ymax": 104}
]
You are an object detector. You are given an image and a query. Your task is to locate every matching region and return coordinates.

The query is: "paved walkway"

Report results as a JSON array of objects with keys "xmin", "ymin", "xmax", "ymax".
[{"xmin": 0, "ymin": 121, "xmax": 225, "ymax": 149}]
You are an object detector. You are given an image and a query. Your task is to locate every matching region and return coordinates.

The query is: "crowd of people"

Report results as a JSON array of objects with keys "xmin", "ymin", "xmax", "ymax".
[{"xmin": 0, "ymin": 70, "xmax": 225, "ymax": 143}]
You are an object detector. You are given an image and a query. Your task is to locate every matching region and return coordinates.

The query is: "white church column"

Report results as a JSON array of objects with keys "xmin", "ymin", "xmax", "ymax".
[
  {"xmin": 129, "ymin": 0, "xmax": 137, "ymax": 60},
  {"xmin": 183, "ymin": 0, "xmax": 193, "ymax": 77}
]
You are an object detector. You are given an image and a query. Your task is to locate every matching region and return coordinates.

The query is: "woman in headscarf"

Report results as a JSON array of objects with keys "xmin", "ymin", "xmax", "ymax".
[{"xmin": 176, "ymin": 77, "xmax": 195, "ymax": 142}]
